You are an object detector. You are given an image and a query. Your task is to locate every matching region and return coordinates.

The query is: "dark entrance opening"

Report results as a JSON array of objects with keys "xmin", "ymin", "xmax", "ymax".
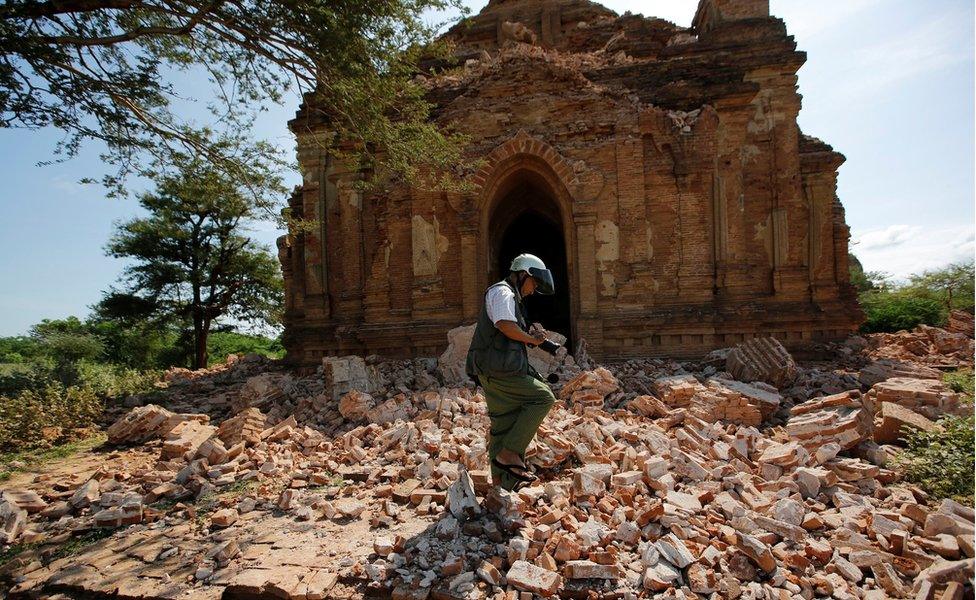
[{"xmin": 489, "ymin": 178, "xmax": 572, "ymax": 348}]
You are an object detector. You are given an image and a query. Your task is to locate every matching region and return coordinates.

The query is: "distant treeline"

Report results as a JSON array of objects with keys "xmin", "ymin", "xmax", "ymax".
[
  {"xmin": 0, "ymin": 316, "xmax": 282, "ymax": 372},
  {"xmin": 850, "ymin": 257, "xmax": 974, "ymax": 333},
  {"xmin": 0, "ymin": 316, "xmax": 282, "ymax": 452}
]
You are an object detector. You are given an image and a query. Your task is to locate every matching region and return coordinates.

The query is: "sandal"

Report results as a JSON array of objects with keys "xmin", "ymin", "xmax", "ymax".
[{"xmin": 492, "ymin": 457, "xmax": 537, "ymax": 483}]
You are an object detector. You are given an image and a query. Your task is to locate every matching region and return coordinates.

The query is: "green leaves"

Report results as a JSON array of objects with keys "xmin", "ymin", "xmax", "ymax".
[
  {"xmin": 1, "ymin": 0, "xmax": 468, "ymax": 197},
  {"xmin": 0, "ymin": 384, "xmax": 103, "ymax": 452},
  {"xmin": 906, "ymin": 261, "xmax": 975, "ymax": 312},
  {"xmin": 859, "ymin": 291, "xmax": 944, "ymax": 333},
  {"xmin": 103, "ymin": 150, "xmax": 283, "ymax": 367},
  {"xmin": 893, "ymin": 413, "xmax": 975, "ymax": 504},
  {"xmin": 852, "ymin": 255, "xmax": 975, "ymax": 333},
  {"xmin": 888, "ymin": 372, "xmax": 974, "ymax": 504}
]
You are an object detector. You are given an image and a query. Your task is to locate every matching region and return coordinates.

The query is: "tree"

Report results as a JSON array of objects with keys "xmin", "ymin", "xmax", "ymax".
[
  {"xmin": 0, "ymin": 316, "xmax": 107, "ymax": 386},
  {"xmin": 86, "ymin": 317, "xmax": 181, "ymax": 368},
  {"xmin": 1, "ymin": 0, "xmax": 467, "ymax": 196},
  {"xmin": 907, "ymin": 260, "xmax": 975, "ymax": 313},
  {"xmin": 103, "ymin": 154, "xmax": 283, "ymax": 368},
  {"xmin": 29, "ymin": 318, "xmax": 105, "ymax": 364}
]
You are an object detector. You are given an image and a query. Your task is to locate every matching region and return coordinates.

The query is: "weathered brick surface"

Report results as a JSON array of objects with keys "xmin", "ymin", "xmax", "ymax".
[
  {"xmin": 866, "ymin": 377, "xmax": 965, "ymax": 421},
  {"xmin": 874, "ymin": 402, "xmax": 940, "ymax": 445},
  {"xmin": 4, "ymin": 336, "xmax": 974, "ymax": 599},
  {"xmin": 787, "ymin": 391, "xmax": 873, "ymax": 451},
  {"xmin": 726, "ymin": 337, "xmax": 798, "ymax": 388},
  {"xmin": 279, "ymin": 0, "xmax": 861, "ymax": 364}
]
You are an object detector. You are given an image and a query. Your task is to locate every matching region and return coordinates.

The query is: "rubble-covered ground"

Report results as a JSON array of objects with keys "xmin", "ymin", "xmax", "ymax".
[{"xmin": 0, "ymin": 318, "xmax": 974, "ymax": 600}]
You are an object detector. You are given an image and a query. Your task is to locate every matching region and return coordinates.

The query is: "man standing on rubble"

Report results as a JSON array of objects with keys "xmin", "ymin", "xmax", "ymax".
[{"xmin": 466, "ymin": 253, "xmax": 562, "ymax": 491}]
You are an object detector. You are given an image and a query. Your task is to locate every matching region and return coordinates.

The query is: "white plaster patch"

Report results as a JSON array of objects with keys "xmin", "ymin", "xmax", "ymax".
[
  {"xmin": 746, "ymin": 119, "xmax": 767, "ymax": 135},
  {"xmin": 595, "ymin": 220, "xmax": 619, "ymax": 263},
  {"xmin": 747, "ymin": 98, "xmax": 772, "ymax": 135},
  {"xmin": 740, "ymin": 144, "xmax": 761, "ymax": 163},
  {"xmin": 412, "ymin": 215, "xmax": 449, "ymax": 277},
  {"xmin": 646, "ymin": 225, "xmax": 654, "ymax": 260}
]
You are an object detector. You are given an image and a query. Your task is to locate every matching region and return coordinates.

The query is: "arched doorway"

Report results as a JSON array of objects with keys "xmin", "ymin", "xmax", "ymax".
[{"xmin": 487, "ymin": 172, "xmax": 573, "ymax": 348}]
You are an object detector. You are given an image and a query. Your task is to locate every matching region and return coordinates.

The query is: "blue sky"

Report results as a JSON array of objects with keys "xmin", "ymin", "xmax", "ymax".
[{"xmin": 0, "ymin": 0, "xmax": 973, "ymax": 336}]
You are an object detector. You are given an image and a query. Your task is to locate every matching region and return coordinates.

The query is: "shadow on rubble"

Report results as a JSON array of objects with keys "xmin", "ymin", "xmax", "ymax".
[{"xmin": 386, "ymin": 485, "xmax": 523, "ymax": 600}]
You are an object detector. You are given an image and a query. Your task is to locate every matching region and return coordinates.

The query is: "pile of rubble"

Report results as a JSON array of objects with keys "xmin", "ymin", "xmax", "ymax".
[
  {"xmin": 123, "ymin": 353, "xmax": 288, "ymax": 419},
  {"xmin": 0, "ymin": 326, "xmax": 973, "ymax": 600},
  {"xmin": 947, "ymin": 310, "xmax": 975, "ymax": 337},
  {"xmin": 863, "ymin": 323, "xmax": 974, "ymax": 370}
]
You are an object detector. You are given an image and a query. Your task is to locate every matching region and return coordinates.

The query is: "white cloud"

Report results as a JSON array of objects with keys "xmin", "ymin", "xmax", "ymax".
[
  {"xmin": 855, "ymin": 224, "xmax": 917, "ymax": 250},
  {"xmin": 852, "ymin": 223, "xmax": 975, "ymax": 279}
]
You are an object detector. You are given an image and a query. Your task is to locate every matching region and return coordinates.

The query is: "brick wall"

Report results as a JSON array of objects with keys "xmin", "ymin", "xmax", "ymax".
[{"xmin": 279, "ymin": 0, "xmax": 862, "ymax": 365}]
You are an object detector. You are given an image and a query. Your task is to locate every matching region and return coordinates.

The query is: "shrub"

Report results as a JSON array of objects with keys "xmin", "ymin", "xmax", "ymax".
[
  {"xmin": 87, "ymin": 320, "xmax": 182, "ymax": 370},
  {"xmin": 907, "ymin": 260, "xmax": 975, "ymax": 313},
  {"xmin": 859, "ymin": 290, "xmax": 944, "ymax": 333},
  {"xmin": 851, "ymin": 257, "xmax": 975, "ymax": 334},
  {"xmin": 944, "ymin": 369, "xmax": 974, "ymax": 399},
  {"xmin": 0, "ymin": 361, "xmax": 54, "ymax": 397},
  {"xmin": 0, "ymin": 336, "xmax": 43, "ymax": 364},
  {"xmin": 40, "ymin": 332, "xmax": 105, "ymax": 364},
  {"xmin": 0, "ymin": 384, "xmax": 103, "ymax": 452},
  {"xmin": 207, "ymin": 331, "xmax": 284, "ymax": 365},
  {"xmin": 0, "ymin": 360, "xmax": 160, "ymax": 453},
  {"xmin": 73, "ymin": 361, "xmax": 161, "ymax": 399},
  {"xmin": 893, "ymin": 414, "xmax": 975, "ymax": 503}
]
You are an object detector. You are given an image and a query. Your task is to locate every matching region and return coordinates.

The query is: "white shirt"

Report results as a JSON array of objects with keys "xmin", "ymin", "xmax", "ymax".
[{"xmin": 485, "ymin": 283, "xmax": 519, "ymax": 325}]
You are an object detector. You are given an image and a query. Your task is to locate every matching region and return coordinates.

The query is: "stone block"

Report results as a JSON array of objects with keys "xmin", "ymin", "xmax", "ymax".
[
  {"xmin": 323, "ymin": 355, "xmax": 375, "ymax": 399},
  {"xmin": 787, "ymin": 391, "xmax": 873, "ymax": 451},
  {"xmin": 726, "ymin": 337, "xmax": 798, "ymax": 388},
  {"xmin": 874, "ymin": 402, "xmax": 940, "ymax": 444},
  {"xmin": 562, "ymin": 560, "xmax": 622, "ymax": 579},
  {"xmin": 506, "ymin": 560, "xmax": 562, "ymax": 596}
]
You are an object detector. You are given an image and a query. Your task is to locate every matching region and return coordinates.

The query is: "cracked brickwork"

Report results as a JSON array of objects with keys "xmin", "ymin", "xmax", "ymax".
[{"xmin": 278, "ymin": 0, "xmax": 862, "ymax": 365}]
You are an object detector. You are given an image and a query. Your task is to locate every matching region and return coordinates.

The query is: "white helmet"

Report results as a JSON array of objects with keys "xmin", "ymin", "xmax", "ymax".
[{"xmin": 510, "ymin": 253, "xmax": 555, "ymax": 295}]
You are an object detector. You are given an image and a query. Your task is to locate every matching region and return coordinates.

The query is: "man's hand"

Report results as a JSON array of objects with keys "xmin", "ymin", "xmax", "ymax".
[
  {"xmin": 496, "ymin": 320, "xmax": 546, "ymax": 346},
  {"xmin": 527, "ymin": 324, "xmax": 547, "ymax": 347}
]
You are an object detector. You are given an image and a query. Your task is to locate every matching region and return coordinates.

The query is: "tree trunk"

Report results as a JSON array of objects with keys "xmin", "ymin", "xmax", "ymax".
[{"xmin": 192, "ymin": 315, "xmax": 209, "ymax": 369}]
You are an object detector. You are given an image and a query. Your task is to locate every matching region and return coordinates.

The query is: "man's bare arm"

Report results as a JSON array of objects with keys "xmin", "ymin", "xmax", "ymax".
[{"xmin": 496, "ymin": 320, "xmax": 546, "ymax": 346}]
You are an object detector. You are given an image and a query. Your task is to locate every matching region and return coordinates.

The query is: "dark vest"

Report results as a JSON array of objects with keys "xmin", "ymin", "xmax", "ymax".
[{"xmin": 465, "ymin": 279, "xmax": 530, "ymax": 380}]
